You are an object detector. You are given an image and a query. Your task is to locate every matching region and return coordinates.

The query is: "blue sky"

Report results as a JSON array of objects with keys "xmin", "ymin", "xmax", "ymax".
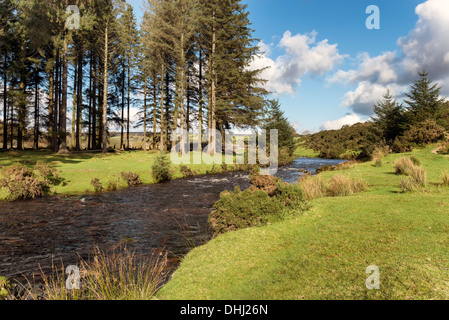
[{"xmin": 128, "ymin": 0, "xmax": 449, "ymax": 133}]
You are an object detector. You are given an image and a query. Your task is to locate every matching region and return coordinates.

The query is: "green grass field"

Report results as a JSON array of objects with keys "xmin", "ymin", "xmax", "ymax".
[{"xmin": 157, "ymin": 145, "xmax": 449, "ymax": 300}]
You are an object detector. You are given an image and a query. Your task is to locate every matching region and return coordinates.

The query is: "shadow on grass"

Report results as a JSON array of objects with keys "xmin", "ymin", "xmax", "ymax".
[{"xmin": 0, "ymin": 149, "xmax": 120, "ymax": 167}]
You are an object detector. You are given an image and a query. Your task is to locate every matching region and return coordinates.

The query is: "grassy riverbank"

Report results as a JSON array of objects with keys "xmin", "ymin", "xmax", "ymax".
[
  {"xmin": 157, "ymin": 144, "xmax": 449, "ymax": 300},
  {"xmin": 0, "ymin": 150, "xmax": 229, "ymax": 200}
]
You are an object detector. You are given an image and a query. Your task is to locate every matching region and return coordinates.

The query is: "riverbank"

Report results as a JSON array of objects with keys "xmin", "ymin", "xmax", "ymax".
[
  {"xmin": 157, "ymin": 144, "xmax": 449, "ymax": 300},
  {"xmin": 0, "ymin": 150, "xmax": 244, "ymax": 201}
]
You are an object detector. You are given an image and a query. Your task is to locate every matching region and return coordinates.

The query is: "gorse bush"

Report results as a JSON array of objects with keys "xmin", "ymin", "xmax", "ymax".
[
  {"xmin": 209, "ymin": 181, "xmax": 308, "ymax": 236},
  {"xmin": 34, "ymin": 162, "xmax": 65, "ymax": 186},
  {"xmin": 401, "ymin": 119, "xmax": 445, "ymax": 146},
  {"xmin": 0, "ymin": 163, "xmax": 61, "ymax": 201},
  {"xmin": 90, "ymin": 178, "xmax": 103, "ymax": 192},
  {"xmin": 121, "ymin": 172, "xmax": 142, "ymax": 187},
  {"xmin": 105, "ymin": 176, "xmax": 121, "ymax": 192},
  {"xmin": 152, "ymin": 154, "xmax": 172, "ymax": 183},
  {"xmin": 179, "ymin": 165, "xmax": 196, "ymax": 178}
]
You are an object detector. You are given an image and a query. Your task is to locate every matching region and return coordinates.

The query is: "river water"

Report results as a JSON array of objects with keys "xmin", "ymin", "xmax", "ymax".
[{"xmin": 0, "ymin": 157, "xmax": 344, "ymax": 284}]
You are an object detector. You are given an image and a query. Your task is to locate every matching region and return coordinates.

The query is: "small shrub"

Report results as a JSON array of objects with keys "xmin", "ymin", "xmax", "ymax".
[
  {"xmin": 209, "ymin": 183, "xmax": 308, "ymax": 236},
  {"xmin": 121, "ymin": 172, "xmax": 142, "ymax": 187},
  {"xmin": 374, "ymin": 158, "xmax": 383, "ymax": 167},
  {"xmin": 274, "ymin": 182, "xmax": 308, "ymax": 210},
  {"xmin": 152, "ymin": 154, "xmax": 172, "ymax": 183},
  {"xmin": 327, "ymin": 175, "xmax": 368, "ymax": 197},
  {"xmin": 441, "ymin": 171, "xmax": 449, "ymax": 186},
  {"xmin": 402, "ymin": 119, "xmax": 445, "ymax": 146},
  {"xmin": 395, "ymin": 157, "xmax": 416, "ymax": 176},
  {"xmin": 372, "ymin": 146, "xmax": 390, "ymax": 167},
  {"xmin": 299, "ymin": 174, "xmax": 367, "ymax": 200},
  {"xmin": 299, "ymin": 175, "xmax": 327, "ymax": 201},
  {"xmin": 179, "ymin": 165, "xmax": 196, "ymax": 178},
  {"xmin": 439, "ymin": 142, "xmax": 449, "ymax": 155},
  {"xmin": 400, "ymin": 177, "xmax": 418, "ymax": 193},
  {"xmin": 399, "ymin": 166, "xmax": 427, "ymax": 193},
  {"xmin": 249, "ymin": 173, "xmax": 279, "ymax": 196},
  {"xmin": 392, "ymin": 137, "xmax": 413, "ymax": 154},
  {"xmin": 106, "ymin": 176, "xmax": 121, "ymax": 192},
  {"xmin": 206, "ymin": 165, "xmax": 220, "ymax": 175},
  {"xmin": 34, "ymin": 161, "xmax": 65, "ymax": 186},
  {"xmin": 410, "ymin": 166, "xmax": 427, "ymax": 187},
  {"xmin": 91, "ymin": 178, "xmax": 103, "ymax": 192},
  {"xmin": 0, "ymin": 163, "xmax": 51, "ymax": 201}
]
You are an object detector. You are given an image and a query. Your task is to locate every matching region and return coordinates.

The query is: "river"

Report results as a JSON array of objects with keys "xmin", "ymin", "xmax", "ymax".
[{"xmin": 0, "ymin": 157, "xmax": 344, "ymax": 285}]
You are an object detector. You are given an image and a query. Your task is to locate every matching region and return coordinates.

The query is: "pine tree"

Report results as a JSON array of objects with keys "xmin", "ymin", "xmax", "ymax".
[
  {"xmin": 371, "ymin": 89, "xmax": 405, "ymax": 144},
  {"xmin": 404, "ymin": 69, "xmax": 445, "ymax": 126},
  {"xmin": 264, "ymin": 99, "xmax": 295, "ymax": 155}
]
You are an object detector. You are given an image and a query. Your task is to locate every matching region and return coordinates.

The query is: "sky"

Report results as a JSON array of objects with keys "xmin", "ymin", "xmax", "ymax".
[{"xmin": 128, "ymin": 0, "xmax": 449, "ymax": 133}]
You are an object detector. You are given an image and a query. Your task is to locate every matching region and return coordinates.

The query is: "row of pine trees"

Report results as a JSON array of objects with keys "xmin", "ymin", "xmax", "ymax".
[{"xmin": 0, "ymin": 0, "xmax": 268, "ymax": 153}]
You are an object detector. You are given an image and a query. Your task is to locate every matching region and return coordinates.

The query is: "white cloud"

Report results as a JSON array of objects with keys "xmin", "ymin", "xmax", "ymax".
[
  {"xmin": 340, "ymin": 82, "xmax": 407, "ymax": 116},
  {"xmin": 250, "ymin": 30, "xmax": 345, "ymax": 95},
  {"xmin": 398, "ymin": 0, "xmax": 449, "ymax": 80},
  {"xmin": 328, "ymin": 51, "xmax": 398, "ymax": 85},
  {"xmin": 321, "ymin": 114, "xmax": 365, "ymax": 131},
  {"xmin": 329, "ymin": 0, "xmax": 449, "ymax": 116}
]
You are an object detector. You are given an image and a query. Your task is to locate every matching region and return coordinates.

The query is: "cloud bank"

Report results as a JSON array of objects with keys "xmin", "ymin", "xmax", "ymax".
[
  {"xmin": 250, "ymin": 30, "xmax": 345, "ymax": 95},
  {"xmin": 329, "ymin": 0, "xmax": 449, "ymax": 117}
]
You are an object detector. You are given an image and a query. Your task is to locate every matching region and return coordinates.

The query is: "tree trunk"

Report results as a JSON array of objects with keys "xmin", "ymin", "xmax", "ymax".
[
  {"xmin": 120, "ymin": 63, "xmax": 125, "ymax": 150},
  {"xmin": 152, "ymin": 70, "xmax": 157, "ymax": 150},
  {"xmin": 76, "ymin": 50, "xmax": 83, "ymax": 151},
  {"xmin": 92, "ymin": 55, "xmax": 97, "ymax": 149},
  {"xmin": 88, "ymin": 51, "xmax": 93, "ymax": 150},
  {"xmin": 210, "ymin": 17, "xmax": 217, "ymax": 156},
  {"xmin": 71, "ymin": 57, "xmax": 78, "ymax": 149},
  {"xmin": 159, "ymin": 64, "xmax": 165, "ymax": 152},
  {"xmin": 3, "ymin": 54, "xmax": 7, "ymax": 150},
  {"xmin": 34, "ymin": 70, "xmax": 40, "ymax": 150},
  {"xmin": 48, "ymin": 62, "xmax": 54, "ymax": 150},
  {"xmin": 102, "ymin": 24, "xmax": 109, "ymax": 153},
  {"xmin": 198, "ymin": 48, "xmax": 203, "ymax": 152},
  {"xmin": 59, "ymin": 36, "xmax": 69, "ymax": 153},
  {"xmin": 127, "ymin": 61, "xmax": 131, "ymax": 149},
  {"xmin": 144, "ymin": 75, "xmax": 148, "ymax": 150},
  {"xmin": 53, "ymin": 48, "xmax": 60, "ymax": 152}
]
